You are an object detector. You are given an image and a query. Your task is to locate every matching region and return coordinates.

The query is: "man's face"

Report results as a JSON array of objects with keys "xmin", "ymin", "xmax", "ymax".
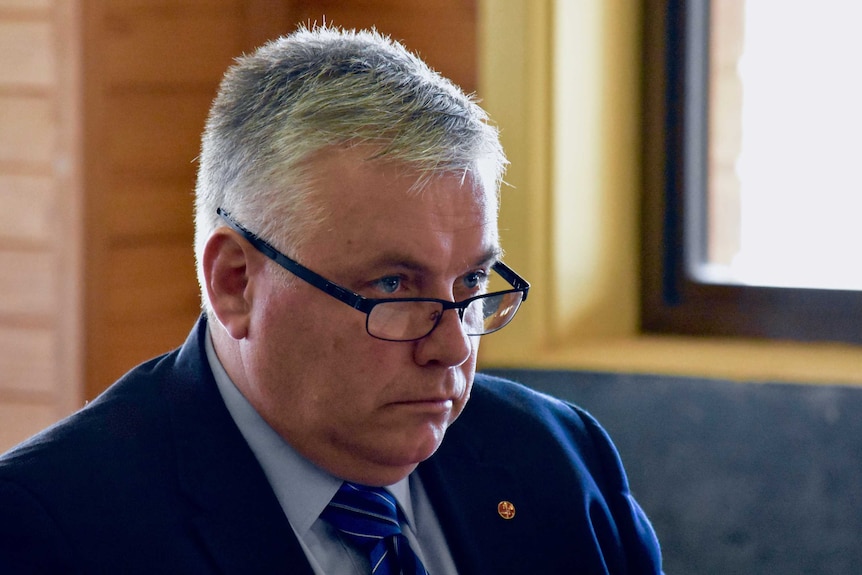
[{"xmin": 234, "ymin": 146, "xmax": 500, "ymax": 485}]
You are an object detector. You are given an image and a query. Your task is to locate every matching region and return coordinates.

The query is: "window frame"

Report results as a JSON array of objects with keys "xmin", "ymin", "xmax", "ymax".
[{"xmin": 640, "ymin": 0, "xmax": 862, "ymax": 345}]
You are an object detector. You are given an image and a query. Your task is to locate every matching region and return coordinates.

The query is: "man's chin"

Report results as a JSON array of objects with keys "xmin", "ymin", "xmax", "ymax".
[{"xmin": 375, "ymin": 428, "xmax": 448, "ymax": 471}]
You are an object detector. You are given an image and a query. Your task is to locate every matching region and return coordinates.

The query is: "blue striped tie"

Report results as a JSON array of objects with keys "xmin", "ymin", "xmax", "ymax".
[{"xmin": 321, "ymin": 482, "xmax": 430, "ymax": 575}]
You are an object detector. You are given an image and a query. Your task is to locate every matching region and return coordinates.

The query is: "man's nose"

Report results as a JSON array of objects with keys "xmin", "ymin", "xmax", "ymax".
[{"xmin": 413, "ymin": 306, "xmax": 473, "ymax": 367}]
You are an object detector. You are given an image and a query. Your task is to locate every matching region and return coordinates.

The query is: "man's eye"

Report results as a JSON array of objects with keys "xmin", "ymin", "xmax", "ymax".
[
  {"xmin": 463, "ymin": 271, "xmax": 488, "ymax": 290},
  {"xmin": 373, "ymin": 276, "xmax": 402, "ymax": 294}
]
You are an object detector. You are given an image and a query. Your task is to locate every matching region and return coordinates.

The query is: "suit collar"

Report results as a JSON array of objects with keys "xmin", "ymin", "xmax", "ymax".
[{"xmin": 164, "ymin": 316, "xmax": 313, "ymax": 574}]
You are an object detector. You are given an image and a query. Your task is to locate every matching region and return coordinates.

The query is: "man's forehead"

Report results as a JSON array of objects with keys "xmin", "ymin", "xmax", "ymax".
[
  {"xmin": 294, "ymin": 145, "xmax": 499, "ymax": 251},
  {"xmin": 303, "ymin": 144, "xmax": 496, "ymax": 197}
]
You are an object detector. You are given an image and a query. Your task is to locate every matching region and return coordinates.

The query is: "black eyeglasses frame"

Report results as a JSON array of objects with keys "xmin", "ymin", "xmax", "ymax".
[{"xmin": 217, "ymin": 207, "xmax": 530, "ymax": 340}]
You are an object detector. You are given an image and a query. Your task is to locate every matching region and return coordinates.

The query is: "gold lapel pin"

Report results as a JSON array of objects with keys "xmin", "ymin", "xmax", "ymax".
[{"xmin": 497, "ymin": 500, "xmax": 516, "ymax": 520}]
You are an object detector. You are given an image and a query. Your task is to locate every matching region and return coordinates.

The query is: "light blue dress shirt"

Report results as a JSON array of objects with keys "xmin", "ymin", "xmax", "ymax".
[{"xmin": 205, "ymin": 328, "xmax": 458, "ymax": 574}]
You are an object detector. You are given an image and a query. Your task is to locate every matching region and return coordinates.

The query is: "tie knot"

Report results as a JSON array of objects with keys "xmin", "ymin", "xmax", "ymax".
[
  {"xmin": 321, "ymin": 482, "xmax": 430, "ymax": 575},
  {"xmin": 322, "ymin": 482, "xmax": 403, "ymax": 547}
]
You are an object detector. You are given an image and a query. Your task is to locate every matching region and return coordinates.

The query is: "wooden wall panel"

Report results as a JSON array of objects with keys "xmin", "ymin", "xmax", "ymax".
[
  {"xmin": 106, "ymin": 179, "xmax": 194, "ymax": 240},
  {"xmin": 0, "ymin": 0, "xmax": 52, "ymax": 10},
  {"xmin": 98, "ymin": 315, "xmax": 198, "ymax": 386},
  {"xmin": 0, "ymin": 20, "xmax": 54, "ymax": 86},
  {"xmin": 110, "ymin": 0, "xmax": 242, "ymax": 10},
  {"xmin": 0, "ymin": 326, "xmax": 55, "ymax": 396},
  {"xmin": 103, "ymin": 6, "xmax": 244, "ymax": 87},
  {"xmin": 81, "ymin": 0, "xmax": 252, "ymax": 395},
  {"xmin": 289, "ymin": 0, "xmax": 477, "ymax": 94},
  {"xmin": 105, "ymin": 244, "xmax": 198, "ymax": 321},
  {"xmin": 0, "ymin": 0, "xmax": 81, "ymax": 452},
  {"xmin": 104, "ymin": 91, "xmax": 212, "ymax": 177},
  {"xmin": 0, "ymin": 251, "xmax": 56, "ymax": 318},
  {"xmin": 0, "ymin": 175, "xmax": 55, "ymax": 245},
  {"xmin": 0, "ymin": 96, "xmax": 54, "ymax": 166}
]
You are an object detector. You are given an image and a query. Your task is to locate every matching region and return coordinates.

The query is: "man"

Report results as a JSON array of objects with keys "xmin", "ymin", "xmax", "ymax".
[{"xmin": 0, "ymin": 27, "xmax": 662, "ymax": 573}]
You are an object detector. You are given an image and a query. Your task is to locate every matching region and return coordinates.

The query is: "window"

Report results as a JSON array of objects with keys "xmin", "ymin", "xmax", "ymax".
[{"xmin": 641, "ymin": 0, "xmax": 862, "ymax": 344}]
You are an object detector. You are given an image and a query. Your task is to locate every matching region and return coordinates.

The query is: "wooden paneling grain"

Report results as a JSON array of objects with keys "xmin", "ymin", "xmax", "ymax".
[
  {"xmin": 290, "ymin": 0, "xmax": 477, "ymax": 93},
  {"xmin": 0, "ymin": 250, "xmax": 56, "ymax": 318},
  {"xmin": 104, "ymin": 91, "xmax": 212, "ymax": 177},
  {"xmin": 105, "ymin": 243, "xmax": 198, "ymax": 322},
  {"xmin": 0, "ymin": 174, "xmax": 54, "ymax": 245},
  {"xmin": 103, "ymin": 9, "xmax": 244, "ymax": 87},
  {"xmin": 97, "ymin": 314, "xmax": 197, "ymax": 393},
  {"xmin": 51, "ymin": 0, "xmax": 86, "ymax": 418},
  {"xmin": 104, "ymin": 0, "xmax": 243, "ymax": 13},
  {"xmin": 106, "ymin": 177, "xmax": 193, "ymax": 240},
  {"xmin": 0, "ymin": 20, "xmax": 54, "ymax": 86},
  {"xmin": 0, "ymin": 2, "xmax": 53, "ymax": 449},
  {"xmin": 0, "ymin": 95, "xmax": 54, "ymax": 166},
  {"xmin": 0, "ymin": 325, "xmax": 55, "ymax": 395},
  {"xmin": 242, "ymin": 0, "xmax": 293, "ymax": 48},
  {"xmin": 0, "ymin": 0, "xmax": 51, "ymax": 12},
  {"xmin": 81, "ymin": 0, "xmax": 245, "ymax": 398}
]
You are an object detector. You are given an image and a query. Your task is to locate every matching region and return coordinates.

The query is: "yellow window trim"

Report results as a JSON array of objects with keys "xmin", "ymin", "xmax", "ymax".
[{"xmin": 477, "ymin": 0, "xmax": 862, "ymax": 386}]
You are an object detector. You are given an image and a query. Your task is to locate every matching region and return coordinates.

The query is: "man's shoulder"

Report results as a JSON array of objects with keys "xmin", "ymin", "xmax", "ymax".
[
  {"xmin": 0, "ymin": 319, "xmax": 210, "ymax": 471},
  {"xmin": 431, "ymin": 372, "xmax": 629, "ymax": 496},
  {"xmin": 0, "ymin": 343, "xmax": 204, "ymax": 559},
  {"xmin": 470, "ymin": 372, "xmax": 591, "ymax": 424},
  {"xmin": 459, "ymin": 372, "xmax": 605, "ymax": 452},
  {"xmin": 0, "ymin": 348, "xmax": 182, "ymax": 483}
]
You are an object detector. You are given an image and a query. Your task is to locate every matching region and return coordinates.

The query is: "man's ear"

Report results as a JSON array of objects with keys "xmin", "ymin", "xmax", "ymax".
[{"xmin": 202, "ymin": 229, "xmax": 258, "ymax": 340}]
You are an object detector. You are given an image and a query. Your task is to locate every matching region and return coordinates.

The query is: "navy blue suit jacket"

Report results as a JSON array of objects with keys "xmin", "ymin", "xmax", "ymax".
[{"xmin": 0, "ymin": 317, "xmax": 662, "ymax": 573}]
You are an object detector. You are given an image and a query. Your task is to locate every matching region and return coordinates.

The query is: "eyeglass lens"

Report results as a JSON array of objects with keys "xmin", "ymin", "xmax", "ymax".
[{"xmin": 367, "ymin": 291, "xmax": 523, "ymax": 341}]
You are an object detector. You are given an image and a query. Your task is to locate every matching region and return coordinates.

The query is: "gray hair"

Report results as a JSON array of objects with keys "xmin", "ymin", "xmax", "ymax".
[{"xmin": 194, "ymin": 25, "xmax": 507, "ymax": 306}]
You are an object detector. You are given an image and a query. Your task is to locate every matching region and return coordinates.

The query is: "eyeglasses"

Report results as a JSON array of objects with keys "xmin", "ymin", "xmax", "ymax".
[{"xmin": 217, "ymin": 208, "xmax": 530, "ymax": 342}]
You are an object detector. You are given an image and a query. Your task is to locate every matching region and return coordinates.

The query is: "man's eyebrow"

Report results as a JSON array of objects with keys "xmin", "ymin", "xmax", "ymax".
[
  {"xmin": 365, "ymin": 247, "xmax": 504, "ymax": 273},
  {"xmin": 478, "ymin": 247, "xmax": 504, "ymax": 267},
  {"xmin": 364, "ymin": 253, "xmax": 427, "ymax": 273}
]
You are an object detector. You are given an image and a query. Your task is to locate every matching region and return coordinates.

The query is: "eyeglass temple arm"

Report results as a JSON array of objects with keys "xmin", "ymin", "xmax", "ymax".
[
  {"xmin": 217, "ymin": 209, "xmax": 529, "ymax": 308},
  {"xmin": 492, "ymin": 261, "xmax": 530, "ymax": 300},
  {"xmin": 217, "ymin": 208, "xmax": 371, "ymax": 311}
]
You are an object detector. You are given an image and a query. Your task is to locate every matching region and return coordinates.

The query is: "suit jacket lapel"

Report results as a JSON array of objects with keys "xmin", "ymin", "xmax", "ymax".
[
  {"xmin": 418, "ymin": 397, "xmax": 544, "ymax": 574},
  {"xmin": 164, "ymin": 317, "xmax": 314, "ymax": 574}
]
